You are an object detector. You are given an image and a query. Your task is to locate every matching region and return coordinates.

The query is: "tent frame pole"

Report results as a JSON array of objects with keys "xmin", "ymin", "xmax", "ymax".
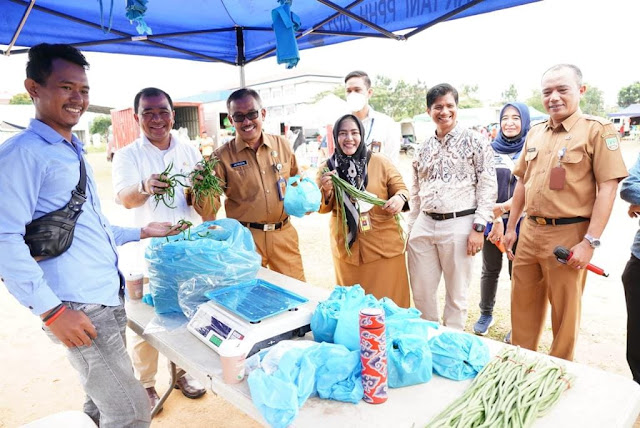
[
  {"xmin": 404, "ymin": 0, "xmax": 485, "ymax": 39},
  {"xmin": 314, "ymin": 0, "xmax": 404, "ymax": 41},
  {"xmin": 4, "ymin": 0, "xmax": 227, "ymax": 62},
  {"xmin": 4, "ymin": 0, "xmax": 35, "ymax": 56},
  {"xmin": 236, "ymin": 27, "xmax": 246, "ymax": 87}
]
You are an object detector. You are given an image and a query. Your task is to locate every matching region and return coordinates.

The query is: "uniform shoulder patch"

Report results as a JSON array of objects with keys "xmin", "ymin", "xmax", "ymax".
[{"xmin": 603, "ymin": 134, "xmax": 620, "ymax": 151}]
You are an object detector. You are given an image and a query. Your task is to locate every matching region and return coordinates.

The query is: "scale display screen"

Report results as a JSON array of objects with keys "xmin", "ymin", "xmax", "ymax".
[{"xmin": 210, "ymin": 316, "xmax": 231, "ymax": 339}]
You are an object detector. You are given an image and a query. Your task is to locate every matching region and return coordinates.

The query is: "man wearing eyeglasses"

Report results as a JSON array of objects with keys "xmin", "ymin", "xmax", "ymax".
[
  {"xmin": 211, "ymin": 88, "xmax": 306, "ymax": 281},
  {"xmin": 111, "ymin": 87, "xmax": 212, "ymax": 412}
]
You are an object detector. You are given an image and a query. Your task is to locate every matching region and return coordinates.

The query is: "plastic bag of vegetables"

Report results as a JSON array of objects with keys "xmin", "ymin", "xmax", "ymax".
[
  {"xmin": 145, "ymin": 218, "xmax": 261, "ymax": 315},
  {"xmin": 283, "ymin": 175, "xmax": 321, "ymax": 217}
]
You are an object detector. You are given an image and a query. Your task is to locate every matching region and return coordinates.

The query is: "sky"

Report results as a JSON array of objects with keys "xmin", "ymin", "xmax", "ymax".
[{"xmin": 0, "ymin": 0, "xmax": 638, "ymax": 109}]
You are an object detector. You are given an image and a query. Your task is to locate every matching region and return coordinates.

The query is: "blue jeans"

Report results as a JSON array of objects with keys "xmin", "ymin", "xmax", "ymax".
[{"xmin": 45, "ymin": 300, "xmax": 150, "ymax": 427}]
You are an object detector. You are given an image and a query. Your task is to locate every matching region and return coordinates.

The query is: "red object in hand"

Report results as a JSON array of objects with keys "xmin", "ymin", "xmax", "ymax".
[
  {"xmin": 495, "ymin": 239, "xmax": 506, "ymax": 253},
  {"xmin": 553, "ymin": 246, "xmax": 609, "ymax": 277}
]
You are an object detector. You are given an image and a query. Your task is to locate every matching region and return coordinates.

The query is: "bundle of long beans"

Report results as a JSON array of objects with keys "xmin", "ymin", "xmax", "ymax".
[
  {"xmin": 188, "ymin": 157, "xmax": 224, "ymax": 212},
  {"xmin": 325, "ymin": 168, "xmax": 405, "ymax": 255},
  {"xmin": 154, "ymin": 161, "xmax": 188, "ymax": 209},
  {"xmin": 165, "ymin": 219, "xmax": 193, "ymax": 242},
  {"xmin": 426, "ymin": 347, "xmax": 575, "ymax": 428}
]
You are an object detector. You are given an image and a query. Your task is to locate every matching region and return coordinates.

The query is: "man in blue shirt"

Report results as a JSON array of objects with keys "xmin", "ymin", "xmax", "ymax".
[
  {"xmin": 621, "ymin": 154, "xmax": 640, "ymax": 385},
  {"xmin": 0, "ymin": 44, "xmax": 183, "ymax": 427}
]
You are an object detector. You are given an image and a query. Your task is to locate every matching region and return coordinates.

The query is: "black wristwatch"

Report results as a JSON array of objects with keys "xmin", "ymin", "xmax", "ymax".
[{"xmin": 472, "ymin": 223, "xmax": 486, "ymax": 233}]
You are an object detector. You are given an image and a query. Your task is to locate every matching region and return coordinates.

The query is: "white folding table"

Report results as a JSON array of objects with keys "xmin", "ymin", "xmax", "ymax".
[{"xmin": 126, "ymin": 268, "xmax": 640, "ymax": 427}]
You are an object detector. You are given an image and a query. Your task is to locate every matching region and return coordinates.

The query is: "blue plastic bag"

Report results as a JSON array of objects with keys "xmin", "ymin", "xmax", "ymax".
[
  {"xmin": 310, "ymin": 285, "xmax": 438, "ymax": 390},
  {"xmin": 247, "ymin": 342, "xmax": 362, "ymax": 428},
  {"xmin": 388, "ymin": 334, "xmax": 433, "ymax": 388},
  {"xmin": 145, "ymin": 219, "xmax": 261, "ymax": 315},
  {"xmin": 332, "ymin": 285, "xmax": 380, "ymax": 351},
  {"xmin": 247, "ymin": 370, "xmax": 298, "ymax": 428},
  {"xmin": 283, "ymin": 175, "xmax": 321, "ymax": 217},
  {"xmin": 428, "ymin": 332, "xmax": 490, "ymax": 380},
  {"xmin": 309, "ymin": 300, "xmax": 342, "ymax": 343}
]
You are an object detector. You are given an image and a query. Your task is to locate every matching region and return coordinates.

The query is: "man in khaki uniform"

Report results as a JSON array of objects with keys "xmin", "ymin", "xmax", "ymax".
[
  {"xmin": 212, "ymin": 88, "xmax": 305, "ymax": 281},
  {"xmin": 504, "ymin": 64, "xmax": 628, "ymax": 361}
]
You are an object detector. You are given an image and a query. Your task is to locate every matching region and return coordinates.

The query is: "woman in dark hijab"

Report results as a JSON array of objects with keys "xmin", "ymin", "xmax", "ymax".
[
  {"xmin": 317, "ymin": 114, "xmax": 411, "ymax": 307},
  {"xmin": 473, "ymin": 102, "xmax": 531, "ymax": 339}
]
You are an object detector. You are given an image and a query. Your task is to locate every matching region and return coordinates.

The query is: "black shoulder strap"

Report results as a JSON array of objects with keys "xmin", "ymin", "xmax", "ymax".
[
  {"xmin": 67, "ymin": 156, "xmax": 87, "ymax": 212},
  {"xmin": 76, "ymin": 156, "xmax": 87, "ymax": 195}
]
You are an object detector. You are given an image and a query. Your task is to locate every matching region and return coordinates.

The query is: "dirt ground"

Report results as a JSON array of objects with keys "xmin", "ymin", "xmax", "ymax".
[{"xmin": 1, "ymin": 140, "xmax": 639, "ymax": 427}]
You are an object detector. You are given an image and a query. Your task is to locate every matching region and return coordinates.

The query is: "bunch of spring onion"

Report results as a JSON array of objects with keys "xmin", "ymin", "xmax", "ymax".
[
  {"xmin": 426, "ymin": 347, "xmax": 575, "ymax": 428},
  {"xmin": 325, "ymin": 168, "xmax": 405, "ymax": 255},
  {"xmin": 188, "ymin": 157, "xmax": 224, "ymax": 212},
  {"xmin": 154, "ymin": 161, "xmax": 187, "ymax": 209}
]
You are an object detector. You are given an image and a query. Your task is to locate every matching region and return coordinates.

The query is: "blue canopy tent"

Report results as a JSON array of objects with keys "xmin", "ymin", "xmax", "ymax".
[
  {"xmin": 609, "ymin": 104, "xmax": 640, "ymax": 118},
  {"xmin": 1, "ymin": 0, "xmax": 540, "ymax": 85},
  {"xmin": 528, "ymin": 105, "xmax": 548, "ymax": 121}
]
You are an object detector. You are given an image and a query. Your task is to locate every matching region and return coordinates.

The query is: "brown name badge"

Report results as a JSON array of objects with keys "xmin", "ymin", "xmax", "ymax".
[{"xmin": 549, "ymin": 166, "xmax": 566, "ymax": 190}]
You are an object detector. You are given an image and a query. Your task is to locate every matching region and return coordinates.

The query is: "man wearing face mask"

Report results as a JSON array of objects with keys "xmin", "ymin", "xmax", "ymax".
[{"xmin": 345, "ymin": 70, "xmax": 401, "ymax": 164}]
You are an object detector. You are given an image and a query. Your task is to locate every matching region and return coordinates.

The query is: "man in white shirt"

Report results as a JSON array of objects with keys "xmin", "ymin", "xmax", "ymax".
[
  {"xmin": 112, "ymin": 87, "xmax": 213, "ymax": 413},
  {"xmin": 344, "ymin": 70, "xmax": 401, "ymax": 164}
]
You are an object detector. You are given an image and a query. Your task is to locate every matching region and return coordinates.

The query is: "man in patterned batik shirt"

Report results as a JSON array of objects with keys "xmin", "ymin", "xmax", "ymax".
[{"xmin": 407, "ymin": 83, "xmax": 497, "ymax": 330}]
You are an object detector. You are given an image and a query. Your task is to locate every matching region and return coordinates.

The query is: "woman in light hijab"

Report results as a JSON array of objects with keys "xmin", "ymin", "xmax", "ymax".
[
  {"xmin": 473, "ymin": 102, "xmax": 531, "ymax": 339},
  {"xmin": 317, "ymin": 114, "xmax": 411, "ymax": 307}
]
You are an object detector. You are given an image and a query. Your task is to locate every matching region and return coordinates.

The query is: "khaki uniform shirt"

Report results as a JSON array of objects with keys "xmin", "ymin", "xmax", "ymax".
[
  {"xmin": 317, "ymin": 154, "xmax": 409, "ymax": 265},
  {"xmin": 513, "ymin": 110, "xmax": 628, "ymax": 218},
  {"xmin": 213, "ymin": 132, "xmax": 299, "ymax": 223}
]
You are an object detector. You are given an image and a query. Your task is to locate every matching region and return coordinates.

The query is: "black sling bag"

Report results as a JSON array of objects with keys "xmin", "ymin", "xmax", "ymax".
[{"xmin": 24, "ymin": 156, "xmax": 87, "ymax": 261}]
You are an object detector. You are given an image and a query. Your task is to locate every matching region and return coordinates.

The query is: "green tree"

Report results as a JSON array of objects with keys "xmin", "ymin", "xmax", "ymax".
[
  {"xmin": 617, "ymin": 81, "xmax": 640, "ymax": 108},
  {"xmin": 313, "ymin": 76, "xmax": 429, "ymax": 121},
  {"xmin": 500, "ymin": 84, "xmax": 518, "ymax": 104},
  {"xmin": 458, "ymin": 84, "xmax": 482, "ymax": 108},
  {"xmin": 312, "ymin": 85, "xmax": 344, "ymax": 102},
  {"xmin": 369, "ymin": 75, "xmax": 428, "ymax": 121},
  {"xmin": 9, "ymin": 92, "xmax": 32, "ymax": 105},
  {"xmin": 90, "ymin": 116, "xmax": 112, "ymax": 140},
  {"xmin": 580, "ymin": 83, "xmax": 605, "ymax": 117},
  {"xmin": 525, "ymin": 89, "xmax": 545, "ymax": 113}
]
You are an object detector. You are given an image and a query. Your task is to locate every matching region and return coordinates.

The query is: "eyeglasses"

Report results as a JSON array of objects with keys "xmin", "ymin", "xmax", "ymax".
[
  {"xmin": 141, "ymin": 111, "xmax": 172, "ymax": 120},
  {"xmin": 231, "ymin": 110, "xmax": 260, "ymax": 123}
]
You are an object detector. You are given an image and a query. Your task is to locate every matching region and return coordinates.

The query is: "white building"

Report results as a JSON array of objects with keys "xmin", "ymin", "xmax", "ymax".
[
  {"xmin": 180, "ymin": 74, "xmax": 343, "ymax": 142},
  {"xmin": 0, "ymin": 104, "xmax": 109, "ymax": 145}
]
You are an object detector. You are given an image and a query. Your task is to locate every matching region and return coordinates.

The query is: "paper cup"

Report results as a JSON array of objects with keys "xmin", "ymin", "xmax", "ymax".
[
  {"xmin": 218, "ymin": 339, "xmax": 246, "ymax": 384},
  {"xmin": 126, "ymin": 272, "xmax": 144, "ymax": 300}
]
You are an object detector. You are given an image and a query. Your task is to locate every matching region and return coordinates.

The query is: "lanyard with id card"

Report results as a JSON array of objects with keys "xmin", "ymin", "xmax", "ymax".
[
  {"xmin": 271, "ymin": 150, "xmax": 286, "ymax": 200},
  {"xmin": 357, "ymin": 191, "xmax": 376, "ymax": 232},
  {"xmin": 549, "ymin": 147, "xmax": 566, "ymax": 190},
  {"xmin": 359, "ymin": 212, "xmax": 371, "ymax": 232}
]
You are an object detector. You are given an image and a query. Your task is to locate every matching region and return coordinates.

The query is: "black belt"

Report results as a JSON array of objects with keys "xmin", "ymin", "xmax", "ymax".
[
  {"xmin": 528, "ymin": 216, "xmax": 589, "ymax": 226},
  {"xmin": 423, "ymin": 208, "xmax": 476, "ymax": 221},
  {"xmin": 243, "ymin": 217, "xmax": 289, "ymax": 231}
]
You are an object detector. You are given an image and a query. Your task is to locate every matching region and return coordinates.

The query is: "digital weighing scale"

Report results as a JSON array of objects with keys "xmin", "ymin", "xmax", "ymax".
[{"xmin": 187, "ymin": 279, "xmax": 313, "ymax": 357}]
